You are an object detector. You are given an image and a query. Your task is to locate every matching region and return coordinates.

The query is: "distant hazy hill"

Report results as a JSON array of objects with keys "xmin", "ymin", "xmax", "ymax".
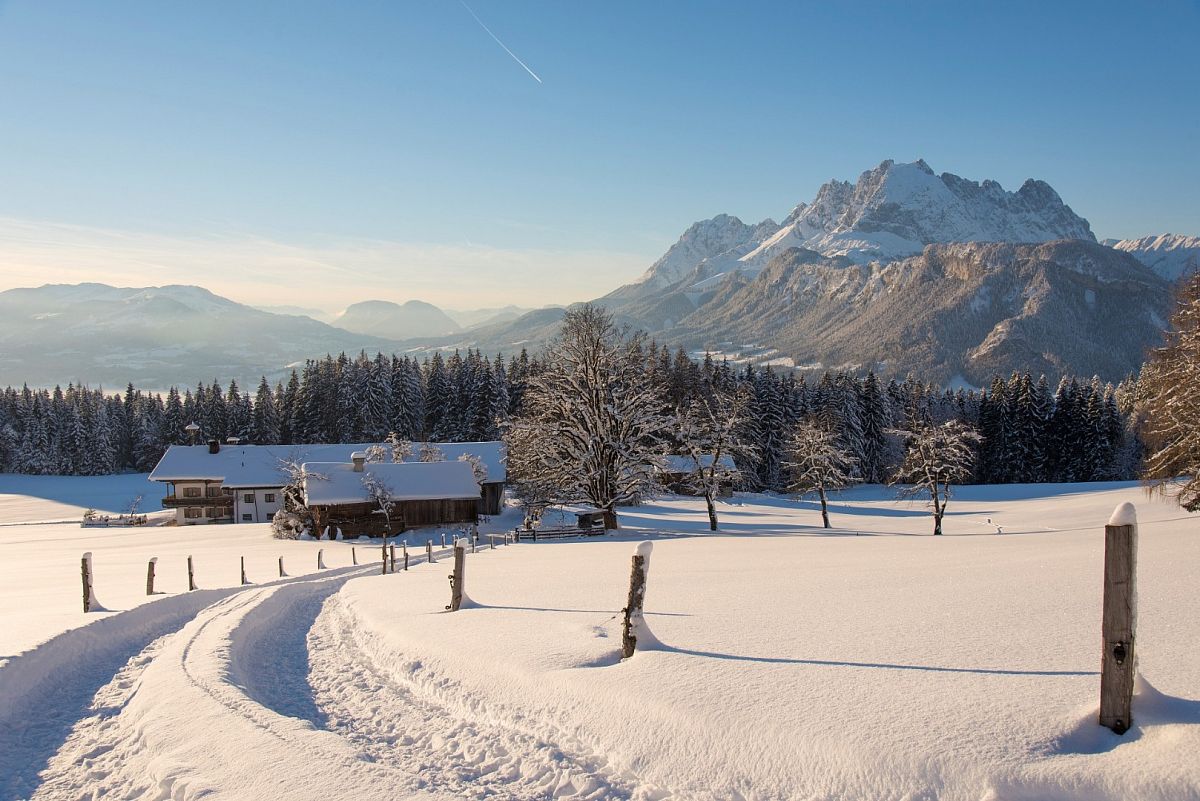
[
  {"xmin": 331, "ymin": 300, "xmax": 460, "ymax": 340},
  {"xmin": 253, "ymin": 304, "xmax": 335, "ymax": 323},
  {"xmin": 0, "ymin": 283, "xmax": 394, "ymax": 388}
]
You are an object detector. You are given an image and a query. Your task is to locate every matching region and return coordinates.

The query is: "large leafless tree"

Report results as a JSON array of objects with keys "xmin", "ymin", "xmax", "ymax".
[{"xmin": 506, "ymin": 304, "xmax": 670, "ymax": 530}]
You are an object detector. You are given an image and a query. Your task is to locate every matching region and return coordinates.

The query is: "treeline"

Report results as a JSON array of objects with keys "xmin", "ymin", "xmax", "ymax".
[{"xmin": 0, "ymin": 346, "xmax": 1140, "ymax": 485}]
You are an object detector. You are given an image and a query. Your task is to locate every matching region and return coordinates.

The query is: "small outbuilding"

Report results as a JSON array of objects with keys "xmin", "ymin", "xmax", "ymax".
[{"xmin": 660, "ymin": 454, "xmax": 739, "ymax": 496}]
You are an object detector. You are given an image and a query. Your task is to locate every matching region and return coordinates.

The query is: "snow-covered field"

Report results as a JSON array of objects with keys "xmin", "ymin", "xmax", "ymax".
[{"xmin": 1, "ymin": 475, "xmax": 1197, "ymax": 800}]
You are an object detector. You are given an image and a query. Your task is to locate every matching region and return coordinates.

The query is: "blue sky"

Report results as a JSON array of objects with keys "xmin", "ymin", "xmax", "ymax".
[{"xmin": 0, "ymin": 0, "xmax": 1197, "ymax": 310}]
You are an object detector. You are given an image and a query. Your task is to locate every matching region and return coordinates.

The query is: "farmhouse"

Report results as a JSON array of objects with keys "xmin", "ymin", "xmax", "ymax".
[
  {"xmin": 302, "ymin": 455, "xmax": 481, "ymax": 537},
  {"xmin": 660, "ymin": 454, "xmax": 739, "ymax": 496},
  {"xmin": 148, "ymin": 439, "xmax": 506, "ymax": 525}
]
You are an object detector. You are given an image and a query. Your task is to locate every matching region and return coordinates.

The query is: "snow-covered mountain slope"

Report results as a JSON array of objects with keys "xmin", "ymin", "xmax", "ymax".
[
  {"xmin": 634, "ymin": 159, "xmax": 1095, "ymax": 290},
  {"xmin": 636, "ymin": 213, "xmax": 780, "ymax": 289},
  {"xmin": 1106, "ymin": 234, "xmax": 1200, "ymax": 281},
  {"xmin": 0, "ymin": 284, "xmax": 395, "ymax": 388},
  {"xmin": 665, "ymin": 240, "xmax": 1170, "ymax": 384},
  {"xmin": 332, "ymin": 299, "xmax": 461, "ymax": 340}
]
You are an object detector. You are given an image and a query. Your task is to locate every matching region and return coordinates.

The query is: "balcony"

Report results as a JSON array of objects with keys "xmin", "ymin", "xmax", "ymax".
[{"xmin": 162, "ymin": 491, "xmax": 233, "ymax": 508}]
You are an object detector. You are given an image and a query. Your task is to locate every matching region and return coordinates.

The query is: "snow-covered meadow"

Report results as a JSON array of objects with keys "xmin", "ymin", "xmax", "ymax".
[{"xmin": 1, "ymin": 474, "xmax": 1197, "ymax": 800}]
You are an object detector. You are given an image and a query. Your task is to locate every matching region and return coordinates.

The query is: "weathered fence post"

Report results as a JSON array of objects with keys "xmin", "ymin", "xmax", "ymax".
[
  {"xmin": 440, "ymin": 532, "xmax": 447, "ymax": 548},
  {"xmin": 621, "ymin": 542, "xmax": 654, "ymax": 659},
  {"xmin": 278, "ymin": 556, "xmax": 285, "ymax": 577},
  {"xmin": 427, "ymin": 540, "xmax": 434, "ymax": 564},
  {"xmin": 146, "ymin": 557, "xmax": 157, "ymax": 595},
  {"xmin": 352, "ymin": 547, "xmax": 358, "ymax": 566},
  {"xmin": 402, "ymin": 540, "xmax": 409, "ymax": 571},
  {"xmin": 488, "ymin": 534, "xmax": 495, "ymax": 550},
  {"xmin": 1100, "ymin": 502, "xmax": 1138, "ymax": 734},
  {"xmin": 447, "ymin": 539, "xmax": 466, "ymax": 612},
  {"xmin": 187, "ymin": 555, "xmax": 196, "ymax": 591},
  {"xmin": 470, "ymin": 535, "xmax": 476, "ymax": 554},
  {"xmin": 81, "ymin": 552, "xmax": 95, "ymax": 612},
  {"xmin": 390, "ymin": 544, "xmax": 397, "ymax": 573},
  {"xmin": 318, "ymin": 548, "xmax": 327, "ymax": 570},
  {"xmin": 240, "ymin": 556, "xmax": 249, "ymax": 585},
  {"xmin": 381, "ymin": 538, "xmax": 388, "ymax": 574}
]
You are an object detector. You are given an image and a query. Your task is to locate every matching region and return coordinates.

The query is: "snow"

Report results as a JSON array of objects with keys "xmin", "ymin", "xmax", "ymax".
[
  {"xmin": 1, "ymin": 477, "xmax": 1197, "ymax": 799},
  {"xmin": 1108, "ymin": 501, "xmax": 1137, "ymax": 527},
  {"xmin": 303, "ymin": 460, "xmax": 482, "ymax": 505},
  {"xmin": 0, "ymin": 473, "xmax": 166, "ymax": 524},
  {"xmin": 150, "ymin": 440, "xmax": 506, "ymax": 488}
]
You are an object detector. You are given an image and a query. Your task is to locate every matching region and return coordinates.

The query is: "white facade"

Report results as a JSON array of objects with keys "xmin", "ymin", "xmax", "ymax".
[{"xmin": 232, "ymin": 487, "xmax": 283, "ymax": 524}]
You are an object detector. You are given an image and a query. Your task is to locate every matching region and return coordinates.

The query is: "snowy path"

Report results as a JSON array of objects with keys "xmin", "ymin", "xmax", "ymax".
[{"xmin": 11, "ymin": 549, "xmax": 647, "ymax": 801}]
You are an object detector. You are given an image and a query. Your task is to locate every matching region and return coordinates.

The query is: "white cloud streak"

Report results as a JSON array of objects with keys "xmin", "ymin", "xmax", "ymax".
[{"xmin": 0, "ymin": 217, "xmax": 648, "ymax": 313}]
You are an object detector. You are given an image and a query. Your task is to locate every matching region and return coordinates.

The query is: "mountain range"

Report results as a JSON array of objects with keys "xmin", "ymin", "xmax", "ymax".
[{"xmin": 2, "ymin": 159, "xmax": 1193, "ymax": 389}]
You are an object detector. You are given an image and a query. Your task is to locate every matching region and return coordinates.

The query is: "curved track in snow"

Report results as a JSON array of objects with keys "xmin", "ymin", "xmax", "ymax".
[{"xmin": 11, "ymin": 556, "xmax": 648, "ymax": 801}]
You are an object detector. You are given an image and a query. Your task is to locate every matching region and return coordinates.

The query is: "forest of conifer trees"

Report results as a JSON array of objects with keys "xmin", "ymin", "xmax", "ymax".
[{"xmin": 0, "ymin": 346, "xmax": 1142, "ymax": 489}]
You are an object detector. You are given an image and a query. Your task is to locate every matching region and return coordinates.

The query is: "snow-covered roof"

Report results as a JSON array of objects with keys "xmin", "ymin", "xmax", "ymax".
[
  {"xmin": 149, "ymin": 441, "xmax": 506, "ymax": 488},
  {"xmin": 662, "ymin": 454, "xmax": 737, "ymax": 474},
  {"xmin": 302, "ymin": 460, "xmax": 481, "ymax": 506}
]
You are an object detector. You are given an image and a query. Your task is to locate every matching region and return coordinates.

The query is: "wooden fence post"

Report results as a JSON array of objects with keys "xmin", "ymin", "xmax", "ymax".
[
  {"xmin": 352, "ymin": 547, "xmax": 358, "ymax": 566},
  {"xmin": 470, "ymin": 535, "xmax": 476, "ymax": 554},
  {"xmin": 240, "ymin": 556, "xmax": 249, "ymax": 585},
  {"xmin": 81, "ymin": 552, "xmax": 94, "ymax": 612},
  {"xmin": 403, "ymin": 540, "xmax": 409, "ymax": 571},
  {"xmin": 1100, "ymin": 502, "xmax": 1138, "ymax": 734},
  {"xmin": 621, "ymin": 542, "xmax": 654, "ymax": 659},
  {"xmin": 278, "ymin": 556, "xmax": 285, "ymax": 577},
  {"xmin": 390, "ymin": 544, "xmax": 397, "ymax": 573},
  {"xmin": 381, "ymin": 538, "xmax": 388, "ymax": 575},
  {"xmin": 187, "ymin": 555, "xmax": 196, "ymax": 591},
  {"xmin": 427, "ymin": 540, "xmax": 434, "ymax": 564},
  {"xmin": 440, "ymin": 532, "xmax": 447, "ymax": 548},
  {"xmin": 146, "ymin": 557, "xmax": 157, "ymax": 595},
  {"xmin": 447, "ymin": 540, "xmax": 466, "ymax": 612}
]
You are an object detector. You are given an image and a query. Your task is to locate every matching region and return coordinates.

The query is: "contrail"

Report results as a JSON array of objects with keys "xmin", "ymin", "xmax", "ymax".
[{"xmin": 460, "ymin": 0, "xmax": 543, "ymax": 84}]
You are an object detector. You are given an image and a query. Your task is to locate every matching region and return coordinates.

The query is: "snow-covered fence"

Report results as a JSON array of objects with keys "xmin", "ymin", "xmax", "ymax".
[
  {"xmin": 81, "ymin": 552, "xmax": 97, "ymax": 613},
  {"xmin": 1100, "ymin": 503, "xmax": 1138, "ymax": 734},
  {"xmin": 146, "ymin": 557, "xmax": 157, "ymax": 595},
  {"xmin": 447, "ymin": 539, "xmax": 467, "ymax": 612},
  {"xmin": 621, "ymin": 542, "xmax": 653, "ymax": 659}
]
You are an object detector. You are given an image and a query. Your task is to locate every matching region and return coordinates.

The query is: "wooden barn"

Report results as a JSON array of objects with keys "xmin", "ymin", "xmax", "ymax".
[
  {"xmin": 302, "ymin": 456, "xmax": 481, "ymax": 538},
  {"xmin": 660, "ymin": 454, "xmax": 739, "ymax": 496}
]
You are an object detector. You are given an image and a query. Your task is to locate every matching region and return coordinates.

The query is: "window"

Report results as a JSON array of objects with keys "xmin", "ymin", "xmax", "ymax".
[
  {"xmin": 264, "ymin": 493, "xmax": 275, "ymax": 504},
  {"xmin": 242, "ymin": 513, "xmax": 253, "ymax": 522},
  {"xmin": 184, "ymin": 507, "xmax": 202, "ymax": 519},
  {"xmin": 183, "ymin": 487, "xmax": 201, "ymax": 498},
  {"xmin": 244, "ymin": 493, "xmax": 254, "ymax": 503}
]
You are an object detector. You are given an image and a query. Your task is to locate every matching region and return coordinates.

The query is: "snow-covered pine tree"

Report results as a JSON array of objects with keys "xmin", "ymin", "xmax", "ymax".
[
  {"xmin": 1140, "ymin": 272, "xmax": 1200, "ymax": 509},
  {"xmin": 252, "ymin": 377, "xmax": 280, "ymax": 444}
]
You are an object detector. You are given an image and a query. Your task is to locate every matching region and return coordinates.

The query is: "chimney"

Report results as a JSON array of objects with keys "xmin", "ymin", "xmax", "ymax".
[
  {"xmin": 208, "ymin": 439, "xmax": 220, "ymax": 455},
  {"xmin": 226, "ymin": 436, "xmax": 241, "ymax": 446},
  {"xmin": 185, "ymin": 422, "xmax": 200, "ymax": 445},
  {"xmin": 351, "ymin": 451, "xmax": 366, "ymax": 472}
]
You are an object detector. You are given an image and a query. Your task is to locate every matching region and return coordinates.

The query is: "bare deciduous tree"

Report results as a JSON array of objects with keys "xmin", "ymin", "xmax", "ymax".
[
  {"xmin": 785, "ymin": 417, "xmax": 858, "ymax": 529},
  {"xmin": 505, "ymin": 304, "xmax": 670, "ymax": 530},
  {"xmin": 676, "ymin": 385, "xmax": 753, "ymax": 531},
  {"xmin": 889, "ymin": 421, "xmax": 982, "ymax": 536}
]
